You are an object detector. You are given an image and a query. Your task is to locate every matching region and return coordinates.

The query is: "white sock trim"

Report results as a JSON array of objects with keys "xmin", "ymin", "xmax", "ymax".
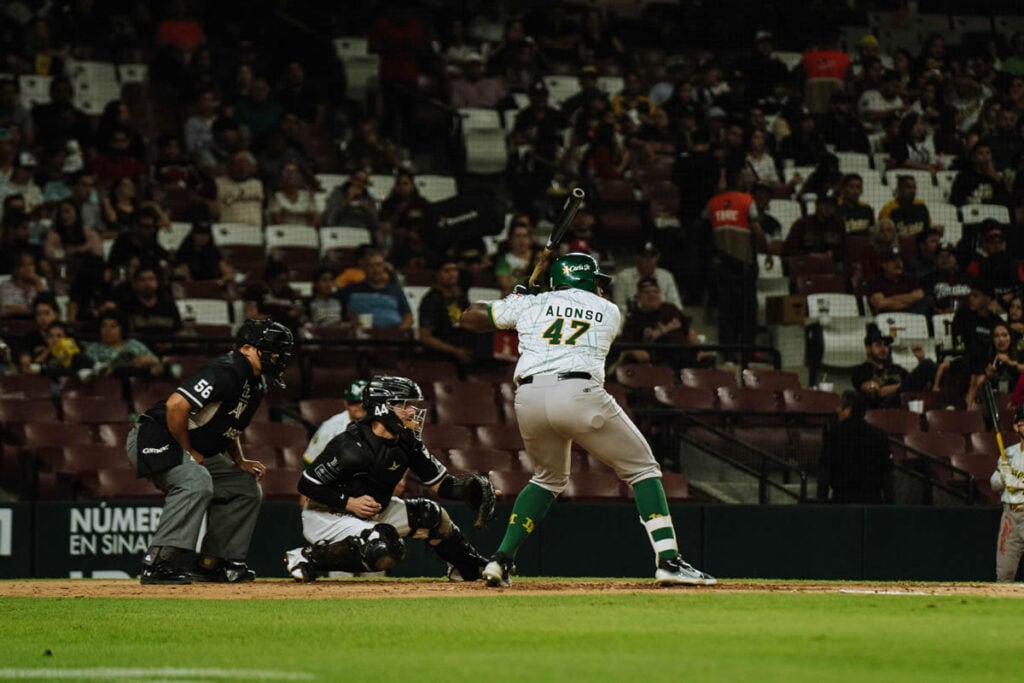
[
  {"xmin": 653, "ymin": 538, "xmax": 678, "ymax": 553},
  {"xmin": 642, "ymin": 516, "xmax": 674, "ymax": 532}
]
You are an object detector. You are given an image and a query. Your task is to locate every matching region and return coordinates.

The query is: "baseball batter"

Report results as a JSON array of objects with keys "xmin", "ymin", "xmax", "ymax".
[
  {"xmin": 991, "ymin": 405, "xmax": 1024, "ymax": 582},
  {"xmin": 461, "ymin": 252, "xmax": 716, "ymax": 587}
]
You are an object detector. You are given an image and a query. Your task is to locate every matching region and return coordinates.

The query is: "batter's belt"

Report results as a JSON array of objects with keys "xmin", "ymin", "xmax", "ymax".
[
  {"xmin": 1005, "ymin": 502, "xmax": 1024, "ymax": 512},
  {"xmin": 516, "ymin": 371, "xmax": 591, "ymax": 388}
]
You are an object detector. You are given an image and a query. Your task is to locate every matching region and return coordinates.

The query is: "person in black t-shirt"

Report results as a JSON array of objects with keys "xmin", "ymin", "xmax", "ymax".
[
  {"xmin": 417, "ymin": 258, "xmax": 491, "ymax": 364},
  {"xmin": 126, "ymin": 319, "xmax": 294, "ymax": 585},
  {"xmin": 935, "ymin": 280, "xmax": 999, "ymax": 407},
  {"xmin": 818, "ymin": 391, "xmax": 894, "ymax": 504},
  {"xmin": 851, "ymin": 323, "xmax": 935, "ymax": 409}
]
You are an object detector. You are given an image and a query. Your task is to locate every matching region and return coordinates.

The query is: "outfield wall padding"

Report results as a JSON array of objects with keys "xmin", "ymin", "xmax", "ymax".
[{"xmin": 0, "ymin": 502, "xmax": 1008, "ymax": 581}]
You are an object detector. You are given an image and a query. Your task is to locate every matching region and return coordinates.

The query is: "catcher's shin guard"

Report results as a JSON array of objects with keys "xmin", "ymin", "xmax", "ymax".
[
  {"xmin": 306, "ymin": 524, "xmax": 406, "ymax": 573},
  {"xmin": 431, "ymin": 520, "xmax": 487, "ymax": 581},
  {"xmin": 405, "ymin": 498, "xmax": 449, "ymax": 538}
]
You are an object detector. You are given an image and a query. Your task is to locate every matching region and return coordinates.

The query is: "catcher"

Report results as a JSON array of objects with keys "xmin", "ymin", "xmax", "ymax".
[{"xmin": 284, "ymin": 375, "xmax": 496, "ymax": 581}]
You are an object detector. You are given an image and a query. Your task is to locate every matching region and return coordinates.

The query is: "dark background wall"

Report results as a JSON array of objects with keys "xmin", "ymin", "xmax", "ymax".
[{"xmin": 0, "ymin": 501, "xmax": 1009, "ymax": 582}]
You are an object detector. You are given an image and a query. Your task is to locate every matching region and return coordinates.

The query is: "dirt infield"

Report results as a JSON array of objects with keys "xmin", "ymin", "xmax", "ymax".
[{"xmin": 0, "ymin": 579, "xmax": 1021, "ymax": 599}]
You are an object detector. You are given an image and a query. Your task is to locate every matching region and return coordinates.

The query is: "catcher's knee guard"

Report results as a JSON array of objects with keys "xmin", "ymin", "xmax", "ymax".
[
  {"xmin": 306, "ymin": 524, "xmax": 406, "ymax": 573},
  {"xmin": 405, "ymin": 498, "xmax": 451, "ymax": 539}
]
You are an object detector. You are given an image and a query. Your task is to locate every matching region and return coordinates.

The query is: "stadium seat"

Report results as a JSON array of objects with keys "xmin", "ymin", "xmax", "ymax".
[
  {"xmin": 487, "ymin": 469, "xmax": 534, "ymax": 500},
  {"xmin": 785, "ymin": 253, "xmax": 835, "ymax": 276},
  {"xmin": 899, "ymin": 391, "xmax": 940, "ymax": 413},
  {"xmin": 213, "ymin": 223, "xmax": 263, "ymax": 246},
  {"xmin": 259, "ymin": 468, "xmax": 302, "ymax": 501},
  {"xmin": 55, "ymin": 444, "xmax": 131, "ymax": 475},
  {"xmin": 781, "ymin": 388, "xmax": 840, "ymax": 424},
  {"xmin": 741, "ymin": 368, "xmax": 801, "ymax": 392},
  {"xmin": 716, "ymin": 387, "xmax": 782, "ymax": 414},
  {"xmin": 475, "ymin": 423, "xmax": 525, "ymax": 451},
  {"xmin": 561, "ymin": 471, "xmax": 627, "ymax": 501},
  {"xmin": 794, "ymin": 273, "xmax": 849, "ymax": 295},
  {"xmin": 864, "ymin": 409, "xmax": 922, "ymax": 437},
  {"xmin": 448, "ymin": 448, "xmax": 517, "ymax": 473},
  {"xmin": 81, "ymin": 468, "xmax": 161, "ymax": 499},
  {"xmin": 654, "ymin": 385, "xmax": 718, "ymax": 411},
  {"xmin": 421, "ymin": 424, "xmax": 475, "ymax": 451},
  {"xmin": 0, "ymin": 374, "xmax": 52, "ymax": 399},
  {"xmin": 299, "ymin": 398, "xmax": 347, "ymax": 428},
  {"xmin": 176, "ymin": 298, "xmax": 232, "ymax": 326},
  {"xmin": 414, "ymin": 175, "xmax": 458, "ymax": 202},
  {"xmin": 904, "ymin": 432, "xmax": 968, "ymax": 464},
  {"xmin": 265, "ymin": 225, "xmax": 320, "ymax": 249},
  {"xmin": 680, "ymin": 367, "xmax": 737, "ymax": 390},
  {"xmin": 433, "ymin": 380, "xmax": 501, "ymax": 425},
  {"xmin": 242, "ymin": 422, "xmax": 309, "ymax": 452},
  {"xmin": 950, "ymin": 451, "xmax": 1000, "ymax": 505},
  {"xmin": 614, "ymin": 363, "xmax": 676, "ymax": 390},
  {"xmin": 960, "ymin": 204, "xmax": 1010, "ymax": 225},
  {"xmin": 61, "ymin": 395, "xmax": 130, "ymax": 426},
  {"xmin": 924, "ymin": 409, "xmax": 986, "ymax": 435},
  {"xmin": 97, "ymin": 423, "xmax": 133, "ymax": 448}
]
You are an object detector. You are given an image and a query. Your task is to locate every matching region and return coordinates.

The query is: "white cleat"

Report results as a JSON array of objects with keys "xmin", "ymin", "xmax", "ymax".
[
  {"xmin": 655, "ymin": 555, "xmax": 717, "ymax": 586},
  {"xmin": 482, "ymin": 554, "xmax": 514, "ymax": 587}
]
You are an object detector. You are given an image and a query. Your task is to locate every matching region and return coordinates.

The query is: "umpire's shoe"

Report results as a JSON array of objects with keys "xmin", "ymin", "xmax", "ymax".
[
  {"xmin": 285, "ymin": 547, "xmax": 315, "ymax": 582},
  {"xmin": 482, "ymin": 552, "xmax": 515, "ymax": 588},
  {"xmin": 140, "ymin": 561, "xmax": 192, "ymax": 585},
  {"xmin": 191, "ymin": 556, "xmax": 256, "ymax": 583},
  {"xmin": 655, "ymin": 555, "xmax": 717, "ymax": 586}
]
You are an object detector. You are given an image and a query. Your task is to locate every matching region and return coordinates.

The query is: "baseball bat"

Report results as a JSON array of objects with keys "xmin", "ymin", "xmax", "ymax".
[
  {"xmin": 982, "ymin": 380, "xmax": 1009, "ymax": 464},
  {"xmin": 526, "ymin": 187, "xmax": 586, "ymax": 289}
]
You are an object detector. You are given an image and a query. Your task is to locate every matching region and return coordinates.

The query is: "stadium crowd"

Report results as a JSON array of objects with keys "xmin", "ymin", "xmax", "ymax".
[{"xmin": 1, "ymin": 0, "xmax": 1024, "ymax": 505}]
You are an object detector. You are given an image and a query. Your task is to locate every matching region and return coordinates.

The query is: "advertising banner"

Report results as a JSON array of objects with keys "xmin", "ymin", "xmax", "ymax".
[{"xmin": 0, "ymin": 503, "xmax": 32, "ymax": 578}]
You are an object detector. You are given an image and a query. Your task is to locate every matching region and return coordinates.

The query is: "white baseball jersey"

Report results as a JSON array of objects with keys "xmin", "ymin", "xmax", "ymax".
[
  {"xmin": 990, "ymin": 441, "xmax": 1024, "ymax": 505},
  {"xmin": 303, "ymin": 412, "xmax": 353, "ymax": 467},
  {"xmin": 488, "ymin": 289, "xmax": 620, "ymax": 383}
]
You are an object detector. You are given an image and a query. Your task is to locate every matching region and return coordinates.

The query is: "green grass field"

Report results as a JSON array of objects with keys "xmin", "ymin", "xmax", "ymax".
[{"xmin": 0, "ymin": 586, "xmax": 1017, "ymax": 682}]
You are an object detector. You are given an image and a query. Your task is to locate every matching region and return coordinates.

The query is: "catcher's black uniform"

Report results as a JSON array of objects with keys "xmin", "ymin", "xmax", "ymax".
[
  {"xmin": 289, "ymin": 419, "xmax": 493, "ymax": 580},
  {"xmin": 300, "ymin": 421, "xmax": 446, "ymax": 511}
]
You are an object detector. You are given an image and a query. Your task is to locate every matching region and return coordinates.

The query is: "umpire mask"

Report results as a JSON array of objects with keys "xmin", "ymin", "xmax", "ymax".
[{"xmin": 236, "ymin": 318, "xmax": 294, "ymax": 389}]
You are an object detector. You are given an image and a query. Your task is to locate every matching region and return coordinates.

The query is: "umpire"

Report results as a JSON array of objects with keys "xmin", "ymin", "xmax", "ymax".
[{"xmin": 127, "ymin": 318, "xmax": 294, "ymax": 585}]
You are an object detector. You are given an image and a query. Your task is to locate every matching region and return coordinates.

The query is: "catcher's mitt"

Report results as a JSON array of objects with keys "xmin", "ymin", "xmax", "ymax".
[{"xmin": 464, "ymin": 473, "xmax": 497, "ymax": 528}]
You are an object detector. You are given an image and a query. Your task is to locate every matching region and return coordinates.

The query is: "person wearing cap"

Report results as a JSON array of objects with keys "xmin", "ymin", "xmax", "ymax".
[
  {"xmin": 301, "ymin": 379, "xmax": 369, "ymax": 471},
  {"xmin": 852, "ymin": 323, "xmax": 934, "ymax": 410},
  {"xmin": 817, "ymin": 390, "xmax": 894, "ymax": 504},
  {"xmin": 615, "ymin": 277, "xmax": 714, "ymax": 372},
  {"xmin": 612, "ymin": 242, "xmax": 683, "ymax": 319},
  {"xmin": 924, "ymin": 244, "xmax": 972, "ymax": 313},
  {"xmin": 449, "ymin": 50, "xmax": 506, "ymax": 109},
  {"xmin": 836, "ymin": 173, "xmax": 875, "ymax": 235},
  {"xmin": 820, "ymin": 91, "xmax": 870, "ymax": 153},
  {"xmin": 858, "ymin": 70, "xmax": 907, "ymax": 134},
  {"xmin": 560, "ymin": 65, "xmax": 607, "ymax": 123},
  {"xmin": 783, "ymin": 192, "xmax": 845, "ymax": 264},
  {"xmin": 878, "ymin": 174, "xmax": 932, "ymax": 237},
  {"xmin": 991, "ymin": 404, "xmax": 1024, "ymax": 581},
  {"xmin": 739, "ymin": 30, "xmax": 790, "ymax": 103},
  {"xmin": 949, "ymin": 141, "xmax": 1012, "ymax": 208},
  {"xmin": 867, "ymin": 250, "xmax": 931, "ymax": 315},
  {"xmin": 965, "ymin": 221, "xmax": 1022, "ymax": 311}
]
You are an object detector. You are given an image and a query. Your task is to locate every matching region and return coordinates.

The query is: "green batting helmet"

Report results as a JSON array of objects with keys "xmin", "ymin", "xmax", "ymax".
[
  {"xmin": 345, "ymin": 380, "xmax": 368, "ymax": 403},
  {"xmin": 549, "ymin": 252, "xmax": 610, "ymax": 293}
]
